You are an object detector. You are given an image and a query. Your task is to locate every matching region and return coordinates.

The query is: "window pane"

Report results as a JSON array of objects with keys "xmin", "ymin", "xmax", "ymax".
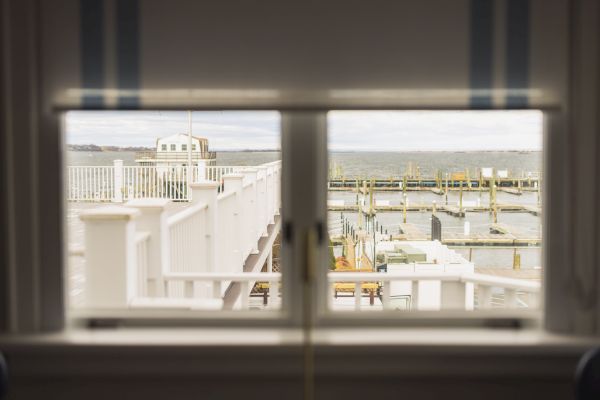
[
  {"xmin": 65, "ymin": 111, "xmax": 282, "ymax": 314},
  {"xmin": 327, "ymin": 111, "xmax": 543, "ymax": 312}
]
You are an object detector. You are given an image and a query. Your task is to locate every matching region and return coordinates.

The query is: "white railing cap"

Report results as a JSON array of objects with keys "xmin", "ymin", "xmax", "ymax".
[
  {"xmin": 241, "ymin": 168, "xmax": 259, "ymax": 173},
  {"xmin": 126, "ymin": 198, "xmax": 171, "ymax": 209},
  {"xmin": 190, "ymin": 181, "xmax": 219, "ymax": 189},
  {"xmin": 222, "ymin": 173, "xmax": 245, "ymax": 180},
  {"xmin": 79, "ymin": 206, "xmax": 140, "ymax": 221}
]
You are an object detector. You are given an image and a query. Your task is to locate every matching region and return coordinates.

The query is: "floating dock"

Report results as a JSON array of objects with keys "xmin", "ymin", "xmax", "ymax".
[{"xmin": 327, "ymin": 203, "xmax": 541, "ymax": 217}]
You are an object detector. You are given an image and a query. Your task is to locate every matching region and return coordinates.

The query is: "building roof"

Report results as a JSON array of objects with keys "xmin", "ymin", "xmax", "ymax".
[{"xmin": 155, "ymin": 133, "xmax": 208, "ymax": 147}]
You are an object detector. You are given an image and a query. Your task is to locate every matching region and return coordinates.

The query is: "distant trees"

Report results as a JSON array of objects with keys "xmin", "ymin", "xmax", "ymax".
[{"xmin": 67, "ymin": 144, "xmax": 153, "ymax": 152}]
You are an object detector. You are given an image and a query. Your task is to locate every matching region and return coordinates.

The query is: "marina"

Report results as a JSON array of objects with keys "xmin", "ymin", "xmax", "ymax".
[{"xmin": 66, "ymin": 141, "xmax": 542, "ymax": 312}]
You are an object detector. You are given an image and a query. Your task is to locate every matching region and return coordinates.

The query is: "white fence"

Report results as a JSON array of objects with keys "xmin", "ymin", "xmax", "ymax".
[
  {"xmin": 67, "ymin": 160, "xmax": 250, "ymax": 202},
  {"xmin": 78, "ymin": 161, "xmax": 282, "ymax": 310},
  {"xmin": 67, "ymin": 166, "xmax": 115, "ymax": 201},
  {"xmin": 328, "ymin": 271, "xmax": 540, "ymax": 311}
]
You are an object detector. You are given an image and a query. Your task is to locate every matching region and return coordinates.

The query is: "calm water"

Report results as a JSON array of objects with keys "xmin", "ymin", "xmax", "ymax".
[
  {"xmin": 67, "ymin": 151, "xmax": 282, "ymax": 166},
  {"xmin": 67, "ymin": 150, "xmax": 542, "ymax": 269},
  {"xmin": 329, "ymin": 151, "xmax": 541, "ymax": 177}
]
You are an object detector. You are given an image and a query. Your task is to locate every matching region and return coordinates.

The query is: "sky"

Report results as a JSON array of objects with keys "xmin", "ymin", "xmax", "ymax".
[{"xmin": 65, "ymin": 110, "xmax": 543, "ymax": 151}]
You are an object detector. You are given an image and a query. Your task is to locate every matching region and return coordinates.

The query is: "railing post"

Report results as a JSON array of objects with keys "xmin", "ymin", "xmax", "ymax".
[
  {"xmin": 256, "ymin": 166, "xmax": 269, "ymax": 235},
  {"xmin": 477, "ymin": 285, "xmax": 493, "ymax": 309},
  {"xmin": 80, "ymin": 206, "xmax": 139, "ymax": 308},
  {"xmin": 113, "ymin": 160, "xmax": 124, "ymax": 203},
  {"xmin": 440, "ymin": 280, "xmax": 467, "ymax": 310},
  {"xmin": 382, "ymin": 280, "xmax": 390, "ymax": 310},
  {"xmin": 411, "ymin": 280, "xmax": 420, "ymax": 310},
  {"xmin": 125, "ymin": 199, "xmax": 170, "ymax": 297},
  {"xmin": 242, "ymin": 168, "xmax": 259, "ymax": 253},
  {"xmin": 504, "ymin": 288, "xmax": 518, "ymax": 309},
  {"xmin": 190, "ymin": 182, "xmax": 219, "ymax": 272},
  {"xmin": 267, "ymin": 250, "xmax": 279, "ymax": 307},
  {"xmin": 223, "ymin": 174, "xmax": 245, "ymax": 273},
  {"xmin": 196, "ymin": 159, "xmax": 208, "ymax": 182},
  {"xmin": 354, "ymin": 282, "xmax": 362, "ymax": 310},
  {"xmin": 266, "ymin": 166, "xmax": 275, "ymax": 224},
  {"xmin": 275, "ymin": 162, "xmax": 281, "ymax": 213}
]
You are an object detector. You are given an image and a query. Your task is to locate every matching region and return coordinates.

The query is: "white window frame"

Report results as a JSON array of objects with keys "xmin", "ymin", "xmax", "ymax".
[{"xmin": 56, "ymin": 110, "xmax": 548, "ymax": 330}]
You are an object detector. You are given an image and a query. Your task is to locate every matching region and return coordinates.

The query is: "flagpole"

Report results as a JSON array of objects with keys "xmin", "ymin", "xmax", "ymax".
[{"xmin": 188, "ymin": 110, "xmax": 193, "ymax": 192}]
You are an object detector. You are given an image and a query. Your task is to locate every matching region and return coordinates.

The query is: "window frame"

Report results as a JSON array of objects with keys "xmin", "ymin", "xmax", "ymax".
[
  {"xmin": 7, "ymin": 108, "xmax": 552, "ymax": 332},
  {"xmin": 315, "ymin": 109, "xmax": 547, "ymax": 329}
]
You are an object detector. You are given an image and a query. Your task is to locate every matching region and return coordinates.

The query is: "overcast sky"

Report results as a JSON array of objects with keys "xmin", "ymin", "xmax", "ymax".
[{"xmin": 65, "ymin": 110, "xmax": 543, "ymax": 151}]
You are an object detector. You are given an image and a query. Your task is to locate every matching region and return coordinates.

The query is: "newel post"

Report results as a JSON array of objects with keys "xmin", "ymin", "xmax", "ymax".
[
  {"xmin": 196, "ymin": 159, "xmax": 208, "ymax": 182},
  {"xmin": 80, "ymin": 206, "xmax": 139, "ymax": 308},
  {"xmin": 256, "ymin": 166, "xmax": 269, "ymax": 234},
  {"xmin": 223, "ymin": 174, "xmax": 245, "ymax": 272},
  {"xmin": 190, "ymin": 182, "xmax": 219, "ymax": 272},
  {"xmin": 113, "ymin": 159, "xmax": 124, "ymax": 203},
  {"xmin": 125, "ymin": 199, "xmax": 171, "ymax": 297},
  {"xmin": 242, "ymin": 168, "xmax": 259, "ymax": 253},
  {"xmin": 266, "ymin": 166, "xmax": 275, "ymax": 224},
  {"xmin": 440, "ymin": 280, "xmax": 467, "ymax": 310}
]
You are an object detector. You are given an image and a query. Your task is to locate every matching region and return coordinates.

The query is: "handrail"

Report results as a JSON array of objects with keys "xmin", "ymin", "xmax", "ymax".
[
  {"xmin": 327, "ymin": 271, "xmax": 540, "ymax": 292},
  {"xmin": 163, "ymin": 272, "xmax": 281, "ymax": 281},
  {"xmin": 166, "ymin": 202, "xmax": 208, "ymax": 227},
  {"xmin": 460, "ymin": 272, "xmax": 540, "ymax": 292},
  {"xmin": 217, "ymin": 190, "xmax": 236, "ymax": 201},
  {"xmin": 135, "ymin": 231, "xmax": 151, "ymax": 243},
  {"xmin": 327, "ymin": 272, "xmax": 463, "ymax": 282}
]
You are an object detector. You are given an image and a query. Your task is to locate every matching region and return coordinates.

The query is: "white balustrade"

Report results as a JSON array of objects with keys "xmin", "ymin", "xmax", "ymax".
[
  {"xmin": 66, "ymin": 163, "xmax": 280, "ymax": 202},
  {"xmin": 75, "ymin": 161, "xmax": 284, "ymax": 309},
  {"xmin": 222, "ymin": 174, "xmax": 245, "ymax": 273},
  {"xmin": 328, "ymin": 271, "xmax": 540, "ymax": 311},
  {"xmin": 67, "ymin": 166, "xmax": 115, "ymax": 202},
  {"xmin": 125, "ymin": 198, "xmax": 170, "ymax": 297},
  {"xmin": 166, "ymin": 201, "xmax": 209, "ymax": 297}
]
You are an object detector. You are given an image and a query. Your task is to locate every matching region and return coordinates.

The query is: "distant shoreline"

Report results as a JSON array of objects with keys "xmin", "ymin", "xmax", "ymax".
[{"xmin": 67, "ymin": 146, "xmax": 539, "ymax": 154}]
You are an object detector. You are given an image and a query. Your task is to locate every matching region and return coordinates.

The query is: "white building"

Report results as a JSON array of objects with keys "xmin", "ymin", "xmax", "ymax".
[{"xmin": 135, "ymin": 133, "xmax": 215, "ymax": 167}]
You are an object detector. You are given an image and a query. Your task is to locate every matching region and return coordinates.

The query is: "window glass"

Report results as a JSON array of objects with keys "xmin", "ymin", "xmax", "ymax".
[
  {"xmin": 65, "ymin": 111, "xmax": 282, "ymax": 314},
  {"xmin": 327, "ymin": 111, "xmax": 543, "ymax": 312}
]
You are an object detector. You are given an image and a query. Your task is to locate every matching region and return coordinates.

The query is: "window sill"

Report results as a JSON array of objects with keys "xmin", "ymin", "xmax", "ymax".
[
  {"xmin": 0, "ymin": 327, "xmax": 597, "ymax": 380},
  {"xmin": 1, "ymin": 326, "xmax": 598, "ymax": 348}
]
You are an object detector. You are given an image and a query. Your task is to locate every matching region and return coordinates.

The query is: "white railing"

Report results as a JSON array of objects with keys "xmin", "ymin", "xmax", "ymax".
[
  {"xmin": 328, "ymin": 271, "xmax": 540, "ymax": 311},
  {"xmin": 67, "ymin": 161, "xmax": 250, "ymax": 202},
  {"xmin": 123, "ymin": 165, "xmax": 190, "ymax": 201},
  {"xmin": 77, "ymin": 161, "xmax": 282, "ymax": 310},
  {"xmin": 135, "ymin": 231, "xmax": 151, "ymax": 296},
  {"xmin": 166, "ymin": 202, "xmax": 208, "ymax": 297},
  {"xmin": 206, "ymin": 166, "xmax": 244, "ymax": 182},
  {"xmin": 67, "ymin": 166, "xmax": 115, "ymax": 201},
  {"xmin": 163, "ymin": 272, "xmax": 281, "ymax": 309}
]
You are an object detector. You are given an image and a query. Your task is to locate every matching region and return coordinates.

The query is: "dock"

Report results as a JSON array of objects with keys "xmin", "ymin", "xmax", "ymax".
[
  {"xmin": 327, "ymin": 203, "xmax": 541, "ymax": 216},
  {"xmin": 333, "ymin": 221, "xmax": 541, "ymax": 247},
  {"xmin": 328, "ymin": 176, "xmax": 541, "ymax": 192}
]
